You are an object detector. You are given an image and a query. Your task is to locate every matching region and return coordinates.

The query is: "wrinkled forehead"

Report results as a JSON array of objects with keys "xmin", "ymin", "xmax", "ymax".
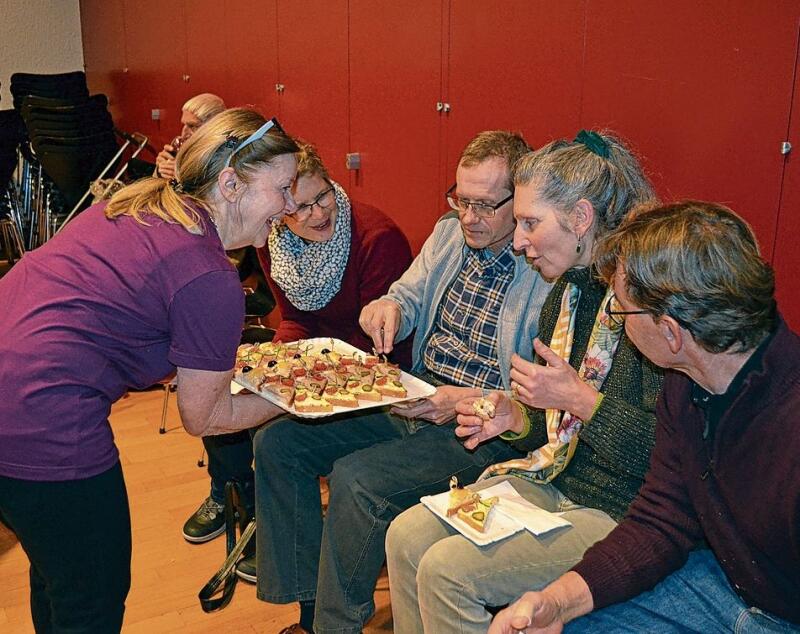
[
  {"xmin": 181, "ymin": 110, "xmax": 203, "ymax": 128},
  {"xmin": 292, "ymin": 172, "xmax": 329, "ymax": 200},
  {"xmin": 455, "ymin": 156, "xmax": 511, "ymax": 198},
  {"xmin": 246, "ymin": 153, "xmax": 297, "ymax": 185},
  {"xmin": 512, "ymin": 182, "xmax": 557, "ymax": 219}
]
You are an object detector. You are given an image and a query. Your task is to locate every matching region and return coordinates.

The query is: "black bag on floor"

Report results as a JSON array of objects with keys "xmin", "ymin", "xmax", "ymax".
[{"xmin": 198, "ymin": 480, "xmax": 256, "ymax": 612}]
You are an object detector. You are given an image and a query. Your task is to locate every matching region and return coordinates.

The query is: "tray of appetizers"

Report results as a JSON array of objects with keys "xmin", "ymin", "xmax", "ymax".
[{"xmin": 233, "ymin": 338, "xmax": 436, "ymax": 419}]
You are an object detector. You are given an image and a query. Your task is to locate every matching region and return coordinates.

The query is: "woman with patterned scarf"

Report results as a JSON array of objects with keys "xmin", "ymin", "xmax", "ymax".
[
  {"xmin": 221, "ymin": 141, "xmax": 414, "ymax": 584},
  {"xmin": 386, "ymin": 131, "xmax": 665, "ymax": 634},
  {"xmin": 258, "ymin": 140, "xmax": 412, "ymax": 364}
]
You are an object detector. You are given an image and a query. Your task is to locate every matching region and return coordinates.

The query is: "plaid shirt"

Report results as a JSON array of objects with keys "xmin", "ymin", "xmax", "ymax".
[{"xmin": 422, "ymin": 242, "xmax": 516, "ymax": 389}]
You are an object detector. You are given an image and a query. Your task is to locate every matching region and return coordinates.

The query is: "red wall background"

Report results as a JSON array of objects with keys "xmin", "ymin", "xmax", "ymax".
[{"xmin": 79, "ymin": 0, "xmax": 800, "ymax": 329}]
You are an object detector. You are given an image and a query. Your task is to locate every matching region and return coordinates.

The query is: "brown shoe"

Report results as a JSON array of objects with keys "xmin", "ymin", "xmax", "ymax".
[{"xmin": 278, "ymin": 625, "xmax": 311, "ymax": 634}]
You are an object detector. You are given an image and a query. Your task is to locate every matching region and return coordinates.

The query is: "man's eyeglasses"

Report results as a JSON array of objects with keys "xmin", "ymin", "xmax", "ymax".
[
  {"xmin": 295, "ymin": 182, "xmax": 335, "ymax": 218},
  {"xmin": 224, "ymin": 117, "xmax": 285, "ymax": 168},
  {"xmin": 605, "ymin": 292, "xmax": 648, "ymax": 326},
  {"xmin": 445, "ymin": 184, "xmax": 513, "ymax": 219}
]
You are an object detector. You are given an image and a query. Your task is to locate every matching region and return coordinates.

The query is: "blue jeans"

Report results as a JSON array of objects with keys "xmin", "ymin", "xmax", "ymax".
[
  {"xmin": 252, "ymin": 410, "xmax": 522, "ymax": 634},
  {"xmin": 567, "ymin": 549, "xmax": 800, "ymax": 633}
]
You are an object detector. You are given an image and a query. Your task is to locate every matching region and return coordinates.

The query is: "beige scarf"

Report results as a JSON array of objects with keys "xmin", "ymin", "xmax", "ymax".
[{"xmin": 481, "ymin": 285, "xmax": 623, "ymax": 484}]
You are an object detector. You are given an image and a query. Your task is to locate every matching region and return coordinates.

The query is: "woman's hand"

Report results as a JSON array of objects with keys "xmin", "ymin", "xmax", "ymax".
[
  {"xmin": 359, "ymin": 298, "xmax": 401, "ymax": 354},
  {"xmin": 454, "ymin": 391, "xmax": 523, "ymax": 449},
  {"xmin": 155, "ymin": 145, "xmax": 177, "ymax": 179},
  {"xmin": 510, "ymin": 339, "xmax": 599, "ymax": 421},
  {"xmin": 390, "ymin": 385, "xmax": 480, "ymax": 425}
]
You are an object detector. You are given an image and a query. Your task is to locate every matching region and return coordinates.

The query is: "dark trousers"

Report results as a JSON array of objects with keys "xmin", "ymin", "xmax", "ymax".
[
  {"xmin": 253, "ymin": 412, "xmax": 522, "ymax": 633},
  {"xmin": 0, "ymin": 462, "xmax": 131, "ymax": 633},
  {"xmin": 203, "ymin": 431, "xmax": 255, "ymax": 513}
]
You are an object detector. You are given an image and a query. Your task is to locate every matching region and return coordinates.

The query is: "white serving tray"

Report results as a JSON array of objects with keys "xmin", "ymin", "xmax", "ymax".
[{"xmin": 233, "ymin": 337, "xmax": 436, "ymax": 419}]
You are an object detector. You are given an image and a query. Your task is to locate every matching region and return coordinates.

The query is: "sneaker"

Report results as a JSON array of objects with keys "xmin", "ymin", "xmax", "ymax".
[
  {"xmin": 235, "ymin": 553, "xmax": 257, "ymax": 583},
  {"xmin": 182, "ymin": 496, "xmax": 226, "ymax": 543}
]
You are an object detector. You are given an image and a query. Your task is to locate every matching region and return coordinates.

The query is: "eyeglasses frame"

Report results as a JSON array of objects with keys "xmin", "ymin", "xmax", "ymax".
[
  {"xmin": 445, "ymin": 183, "xmax": 514, "ymax": 219},
  {"xmin": 605, "ymin": 292, "xmax": 648, "ymax": 326},
  {"xmin": 293, "ymin": 179, "xmax": 336, "ymax": 219}
]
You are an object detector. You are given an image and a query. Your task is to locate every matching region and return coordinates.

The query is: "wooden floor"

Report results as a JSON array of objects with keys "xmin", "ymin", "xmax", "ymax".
[{"xmin": 0, "ymin": 388, "xmax": 393, "ymax": 633}]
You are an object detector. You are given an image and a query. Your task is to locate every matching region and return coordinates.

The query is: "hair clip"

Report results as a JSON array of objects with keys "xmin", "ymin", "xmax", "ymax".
[
  {"xmin": 169, "ymin": 179, "xmax": 184, "ymax": 194},
  {"xmin": 222, "ymin": 118, "xmax": 283, "ymax": 168},
  {"xmin": 574, "ymin": 129, "xmax": 610, "ymax": 158}
]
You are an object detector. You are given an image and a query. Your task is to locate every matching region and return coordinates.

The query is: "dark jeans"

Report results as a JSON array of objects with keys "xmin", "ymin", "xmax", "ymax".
[
  {"xmin": 203, "ymin": 431, "xmax": 255, "ymax": 513},
  {"xmin": 0, "ymin": 462, "xmax": 131, "ymax": 633},
  {"xmin": 253, "ymin": 410, "xmax": 522, "ymax": 634}
]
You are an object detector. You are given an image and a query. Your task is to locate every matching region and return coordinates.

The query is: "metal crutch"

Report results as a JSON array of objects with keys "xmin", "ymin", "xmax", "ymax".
[{"xmin": 54, "ymin": 130, "xmax": 148, "ymax": 235}]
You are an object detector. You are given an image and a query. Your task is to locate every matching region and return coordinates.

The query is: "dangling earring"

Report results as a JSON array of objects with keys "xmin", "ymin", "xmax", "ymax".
[{"xmin": 576, "ymin": 234, "xmax": 583, "ymax": 254}]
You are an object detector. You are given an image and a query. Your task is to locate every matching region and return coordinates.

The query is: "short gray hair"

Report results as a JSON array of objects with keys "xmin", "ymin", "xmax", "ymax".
[
  {"xmin": 514, "ymin": 131, "xmax": 656, "ymax": 236},
  {"xmin": 596, "ymin": 201, "xmax": 776, "ymax": 353}
]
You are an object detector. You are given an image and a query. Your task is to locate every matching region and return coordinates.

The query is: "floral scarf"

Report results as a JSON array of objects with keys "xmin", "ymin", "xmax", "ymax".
[
  {"xmin": 268, "ymin": 181, "xmax": 352, "ymax": 311},
  {"xmin": 481, "ymin": 283, "xmax": 624, "ymax": 484}
]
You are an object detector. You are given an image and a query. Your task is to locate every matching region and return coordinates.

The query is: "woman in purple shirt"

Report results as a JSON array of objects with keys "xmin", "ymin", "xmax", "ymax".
[{"xmin": 0, "ymin": 108, "xmax": 295, "ymax": 633}]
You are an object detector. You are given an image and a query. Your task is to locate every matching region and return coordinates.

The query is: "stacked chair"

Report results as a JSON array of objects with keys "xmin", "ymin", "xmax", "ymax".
[
  {"xmin": 21, "ymin": 93, "xmax": 119, "ymax": 237},
  {"xmin": 10, "ymin": 71, "xmax": 89, "ymax": 111},
  {"xmin": 5, "ymin": 71, "xmax": 147, "ymax": 250},
  {"xmin": 0, "ymin": 109, "xmax": 26, "ymax": 263}
]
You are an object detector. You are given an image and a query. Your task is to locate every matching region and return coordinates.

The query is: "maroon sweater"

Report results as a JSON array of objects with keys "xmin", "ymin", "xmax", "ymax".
[
  {"xmin": 257, "ymin": 201, "xmax": 413, "ymax": 368},
  {"xmin": 573, "ymin": 319, "xmax": 800, "ymax": 624}
]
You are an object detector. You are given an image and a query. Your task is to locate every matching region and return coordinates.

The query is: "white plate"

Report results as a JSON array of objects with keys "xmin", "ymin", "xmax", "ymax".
[
  {"xmin": 420, "ymin": 480, "xmax": 573, "ymax": 546},
  {"xmin": 233, "ymin": 337, "xmax": 436, "ymax": 419},
  {"xmin": 420, "ymin": 487, "xmax": 524, "ymax": 546}
]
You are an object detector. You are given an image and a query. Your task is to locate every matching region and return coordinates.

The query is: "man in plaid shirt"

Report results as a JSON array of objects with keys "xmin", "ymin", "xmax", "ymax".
[{"xmin": 252, "ymin": 131, "xmax": 552, "ymax": 634}]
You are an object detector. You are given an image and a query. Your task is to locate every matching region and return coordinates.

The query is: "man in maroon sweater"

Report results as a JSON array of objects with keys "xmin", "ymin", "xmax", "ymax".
[{"xmin": 490, "ymin": 201, "xmax": 800, "ymax": 633}]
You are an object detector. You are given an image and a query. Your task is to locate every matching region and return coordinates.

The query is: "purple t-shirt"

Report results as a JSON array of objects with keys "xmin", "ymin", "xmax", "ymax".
[{"xmin": 0, "ymin": 202, "xmax": 244, "ymax": 481}]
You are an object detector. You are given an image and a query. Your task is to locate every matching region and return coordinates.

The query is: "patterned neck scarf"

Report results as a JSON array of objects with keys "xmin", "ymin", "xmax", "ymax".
[
  {"xmin": 481, "ymin": 283, "xmax": 624, "ymax": 484},
  {"xmin": 268, "ymin": 181, "xmax": 352, "ymax": 311}
]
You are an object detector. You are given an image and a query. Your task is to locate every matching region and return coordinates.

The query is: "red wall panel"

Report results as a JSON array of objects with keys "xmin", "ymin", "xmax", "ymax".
[
  {"xmin": 120, "ymin": 0, "xmax": 190, "ymax": 149},
  {"xmin": 276, "ymin": 0, "xmax": 350, "ymax": 186},
  {"xmin": 79, "ymin": 0, "xmax": 127, "ymax": 128},
  {"xmin": 185, "ymin": 0, "xmax": 279, "ymax": 115},
  {"xmin": 348, "ymin": 0, "xmax": 445, "ymax": 252},
  {"xmin": 445, "ymin": 0, "xmax": 585, "ymax": 172},
  {"xmin": 78, "ymin": 0, "xmax": 800, "ymax": 330},
  {"xmin": 581, "ymin": 1, "xmax": 798, "ymax": 260},
  {"xmin": 772, "ymin": 25, "xmax": 800, "ymax": 332}
]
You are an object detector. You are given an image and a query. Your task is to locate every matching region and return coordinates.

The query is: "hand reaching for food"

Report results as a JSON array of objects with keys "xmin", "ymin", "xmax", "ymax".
[{"xmin": 359, "ymin": 298, "xmax": 401, "ymax": 354}]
